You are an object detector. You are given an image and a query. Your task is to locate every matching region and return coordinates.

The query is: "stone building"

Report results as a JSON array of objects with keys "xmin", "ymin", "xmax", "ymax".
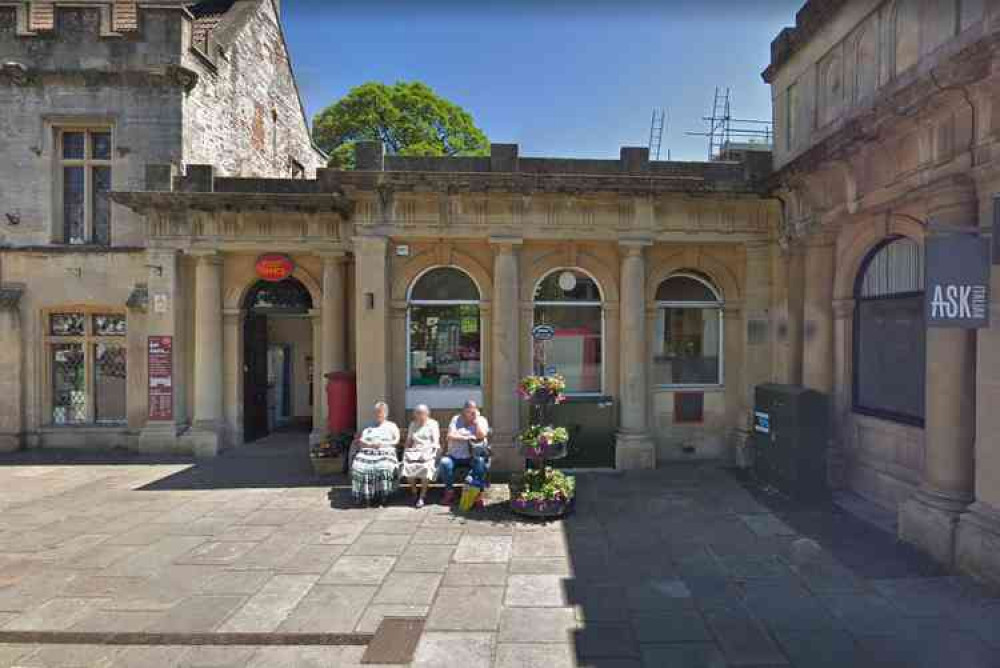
[
  {"xmin": 0, "ymin": 0, "xmax": 325, "ymax": 451},
  {"xmin": 764, "ymin": 0, "xmax": 1000, "ymax": 584}
]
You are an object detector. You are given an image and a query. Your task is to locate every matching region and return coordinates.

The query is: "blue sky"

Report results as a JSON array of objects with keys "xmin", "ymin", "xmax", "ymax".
[{"xmin": 283, "ymin": 1, "xmax": 802, "ymax": 162}]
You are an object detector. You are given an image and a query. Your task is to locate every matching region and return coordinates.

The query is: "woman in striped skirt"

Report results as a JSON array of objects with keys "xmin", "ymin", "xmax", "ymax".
[{"xmin": 350, "ymin": 401, "xmax": 401, "ymax": 506}]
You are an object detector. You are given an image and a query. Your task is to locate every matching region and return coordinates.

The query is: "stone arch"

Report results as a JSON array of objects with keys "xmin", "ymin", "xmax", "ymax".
[
  {"xmin": 226, "ymin": 265, "xmax": 321, "ymax": 312},
  {"xmin": 834, "ymin": 214, "xmax": 926, "ymax": 299},
  {"xmin": 391, "ymin": 250, "xmax": 493, "ymax": 305},
  {"xmin": 524, "ymin": 249, "xmax": 619, "ymax": 304},
  {"xmin": 646, "ymin": 248, "xmax": 741, "ymax": 305}
]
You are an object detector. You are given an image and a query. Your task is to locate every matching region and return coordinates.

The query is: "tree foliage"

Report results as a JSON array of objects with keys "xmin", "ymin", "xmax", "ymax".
[{"xmin": 312, "ymin": 81, "xmax": 489, "ymax": 169}]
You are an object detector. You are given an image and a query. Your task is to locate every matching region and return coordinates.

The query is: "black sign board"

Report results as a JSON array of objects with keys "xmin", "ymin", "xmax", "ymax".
[{"xmin": 925, "ymin": 234, "xmax": 991, "ymax": 329}]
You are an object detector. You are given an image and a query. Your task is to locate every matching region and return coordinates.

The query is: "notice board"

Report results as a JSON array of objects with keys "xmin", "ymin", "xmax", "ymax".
[{"xmin": 148, "ymin": 336, "xmax": 173, "ymax": 420}]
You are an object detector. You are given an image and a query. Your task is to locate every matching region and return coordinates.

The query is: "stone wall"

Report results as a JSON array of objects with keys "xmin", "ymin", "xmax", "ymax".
[{"xmin": 181, "ymin": 0, "xmax": 325, "ymax": 178}]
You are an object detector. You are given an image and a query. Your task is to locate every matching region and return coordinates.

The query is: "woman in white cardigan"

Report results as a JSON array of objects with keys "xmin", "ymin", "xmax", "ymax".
[{"xmin": 401, "ymin": 404, "xmax": 440, "ymax": 508}]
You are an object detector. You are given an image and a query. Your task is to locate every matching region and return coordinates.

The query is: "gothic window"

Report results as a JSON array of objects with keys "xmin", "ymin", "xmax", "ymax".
[
  {"xmin": 854, "ymin": 25, "xmax": 878, "ymax": 103},
  {"xmin": 819, "ymin": 53, "xmax": 844, "ymax": 127},
  {"xmin": 47, "ymin": 309, "xmax": 127, "ymax": 425},
  {"xmin": 894, "ymin": 0, "xmax": 921, "ymax": 75},
  {"xmin": 854, "ymin": 237, "xmax": 925, "ymax": 425},
  {"xmin": 58, "ymin": 128, "xmax": 113, "ymax": 245}
]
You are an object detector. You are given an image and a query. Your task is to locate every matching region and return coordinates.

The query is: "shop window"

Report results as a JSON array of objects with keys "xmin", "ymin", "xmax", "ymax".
[
  {"xmin": 854, "ymin": 237, "xmax": 925, "ymax": 425},
  {"xmin": 533, "ymin": 269, "xmax": 603, "ymax": 394},
  {"xmin": 57, "ymin": 128, "xmax": 112, "ymax": 245},
  {"xmin": 46, "ymin": 310, "xmax": 127, "ymax": 425},
  {"xmin": 654, "ymin": 273, "xmax": 723, "ymax": 387},
  {"xmin": 408, "ymin": 267, "xmax": 482, "ymax": 389}
]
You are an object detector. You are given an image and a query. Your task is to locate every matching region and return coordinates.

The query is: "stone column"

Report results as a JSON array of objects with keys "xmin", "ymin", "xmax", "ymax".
[
  {"xmin": 353, "ymin": 236, "xmax": 389, "ymax": 426},
  {"xmin": 139, "ymin": 248, "xmax": 182, "ymax": 453},
  {"xmin": 190, "ymin": 251, "xmax": 224, "ymax": 457},
  {"xmin": 899, "ymin": 192, "xmax": 978, "ymax": 566},
  {"xmin": 723, "ymin": 305, "xmax": 746, "ymax": 465},
  {"xmin": 310, "ymin": 309, "xmax": 324, "ymax": 443},
  {"xmin": 802, "ymin": 233, "xmax": 836, "ymax": 393},
  {"xmin": 830, "ymin": 298, "xmax": 855, "ymax": 489},
  {"xmin": 616, "ymin": 241, "xmax": 655, "ymax": 469},
  {"xmin": 490, "ymin": 237, "xmax": 523, "ymax": 473},
  {"xmin": 0, "ymin": 286, "xmax": 25, "ymax": 452},
  {"xmin": 317, "ymin": 252, "xmax": 347, "ymax": 441},
  {"xmin": 222, "ymin": 308, "xmax": 242, "ymax": 447},
  {"xmin": 736, "ymin": 241, "xmax": 775, "ymax": 466}
]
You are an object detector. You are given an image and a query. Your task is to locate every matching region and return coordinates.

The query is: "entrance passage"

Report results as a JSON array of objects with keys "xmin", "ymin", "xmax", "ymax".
[{"xmin": 242, "ymin": 277, "xmax": 313, "ymax": 443}]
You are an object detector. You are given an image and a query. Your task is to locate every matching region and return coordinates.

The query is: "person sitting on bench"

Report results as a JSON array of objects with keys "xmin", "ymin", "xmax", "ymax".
[
  {"xmin": 439, "ymin": 399, "xmax": 490, "ymax": 506},
  {"xmin": 349, "ymin": 401, "xmax": 401, "ymax": 507},
  {"xmin": 401, "ymin": 404, "xmax": 440, "ymax": 508}
]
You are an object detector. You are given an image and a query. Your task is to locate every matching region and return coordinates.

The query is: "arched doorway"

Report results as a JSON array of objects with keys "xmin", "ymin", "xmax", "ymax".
[{"xmin": 243, "ymin": 277, "xmax": 314, "ymax": 443}]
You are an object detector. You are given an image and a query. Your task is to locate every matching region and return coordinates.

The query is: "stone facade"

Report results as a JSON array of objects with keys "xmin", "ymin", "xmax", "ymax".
[
  {"xmin": 0, "ymin": 0, "xmax": 325, "ymax": 452},
  {"xmin": 765, "ymin": 0, "xmax": 1000, "ymax": 585}
]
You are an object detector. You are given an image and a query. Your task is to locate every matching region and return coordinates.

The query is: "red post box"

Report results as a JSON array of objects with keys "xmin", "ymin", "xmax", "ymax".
[{"xmin": 326, "ymin": 371, "xmax": 357, "ymax": 436}]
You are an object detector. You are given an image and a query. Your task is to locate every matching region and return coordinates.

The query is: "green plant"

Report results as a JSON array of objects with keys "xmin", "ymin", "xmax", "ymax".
[
  {"xmin": 311, "ymin": 430, "xmax": 352, "ymax": 459},
  {"xmin": 513, "ymin": 467, "xmax": 576, "ymax": 504},
  {"xmin": 517, "ymin": 374, "xmax": 567, "ymax": 403},
  {"xmin": 517, "ymin": 424, "xmax": 569, "ymax": 459}
]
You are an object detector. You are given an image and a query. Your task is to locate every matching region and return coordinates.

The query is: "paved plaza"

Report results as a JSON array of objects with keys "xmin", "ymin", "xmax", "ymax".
[{"xmin": 0, "ymin": 435, "xmax": 998, "ymax": 667}]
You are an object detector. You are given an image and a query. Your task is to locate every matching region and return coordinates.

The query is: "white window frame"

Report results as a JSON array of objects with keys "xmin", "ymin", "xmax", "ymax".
[
  {"xmin": 405, "ymin": 266, "xmax": 484, "ymax": 409},
  {"xmin": 654, "ymin": 272, "xmax": 725, "ymax": 390},
  {"xmin": 55, "ymin": 126, "xmax": 114, "ymax": 245},
  {"xmin": 531, "ymin": 267, "xmax": 606, "ymax": 397}
]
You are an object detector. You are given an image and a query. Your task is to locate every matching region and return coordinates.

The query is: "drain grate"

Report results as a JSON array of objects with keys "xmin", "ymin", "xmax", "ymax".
[{"xmin": 361, "ymin": 617, "xmax": 425, "ymax": 665}]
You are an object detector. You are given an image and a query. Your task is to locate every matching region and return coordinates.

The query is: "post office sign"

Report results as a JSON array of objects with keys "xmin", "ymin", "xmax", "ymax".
[
  {"xmin": 926, "ymin": 234, "xmax": 991, "ymax": 329},
  {"xmin": 255, "ymin": 254, "xmax": 294, "ymax": 282}
]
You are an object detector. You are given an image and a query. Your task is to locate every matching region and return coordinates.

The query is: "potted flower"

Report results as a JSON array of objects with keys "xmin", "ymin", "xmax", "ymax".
[
  {"xmin": 510, "ymin": 466, "xmax": 576, "ymax": 517},
  {"xmin": 516, "ymin": 375, "xmax": 567, "ymax": 405},
  {"xmin": 518, "ymin": 424, "xmax": 570, "ymax": 460},
  {"xmin": 310, "ymin": 431, "xmax": 352, "ymax": 476}
]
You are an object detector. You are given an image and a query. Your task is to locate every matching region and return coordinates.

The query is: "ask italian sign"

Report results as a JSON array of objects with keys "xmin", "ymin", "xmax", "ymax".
[{"xmin": 925, "ymin": 234, "xmax": 991, "ymax": 329}]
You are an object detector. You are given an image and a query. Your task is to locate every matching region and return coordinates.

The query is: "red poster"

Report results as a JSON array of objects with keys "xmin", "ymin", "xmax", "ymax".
[{"xmin": 148, "ymin": 336, "xmax": 173, "ymax": 421}]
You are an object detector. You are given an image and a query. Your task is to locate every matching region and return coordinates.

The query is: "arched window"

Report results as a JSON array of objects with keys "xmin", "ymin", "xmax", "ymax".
[
  {"xmin": 653, "ymin": 273, "xmax": 724, "ymax": 387},
  {"xmin": 407, "ymin": 267, "xmax": 482, "ymax": 391},
  {"xmin": 244, "ymin": 277, "xmax": 313, "ymax": 314},
  {"xmin": 533, "ymin": 269, "xmax": 603, "ymax": 394},
  {"xmin": 854, "ymin": 237, "xmax": 925, "ymax": 425},
  {"xmin": 894, "ymin": 0, "xmax": 920, "ymax": 75}
]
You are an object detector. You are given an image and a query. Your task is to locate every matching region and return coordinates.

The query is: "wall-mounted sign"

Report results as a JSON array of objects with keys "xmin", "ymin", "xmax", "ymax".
[
  {"xmin": 926, "ymin": 234, "xmax": 991, "ymax": 329},
  {"xmin": 255, "ymin": 254, "xmax": 294, "ymax": 282},
  {"xmin": 754, "ymin": 410, "xmax": 770, "ymax": 435},
  {"xmin": 532, "ymin": 324, "xmax": 556, "ymax": 341},
  {"xmin": 153, "ymin": 293, "xmax": 169, "ymax": 314},
  {"xmin": 148, "ymin": 336, "xmax": 173, "ymax": 421},
  {"xmin": 395, "ymin": 245, "xmax": 410, "ymax": 257}
]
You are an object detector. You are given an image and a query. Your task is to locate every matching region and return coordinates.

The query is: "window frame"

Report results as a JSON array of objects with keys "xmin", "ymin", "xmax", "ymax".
[
  {"xmin": 531, "ymin": 267, "xmax": 606, "ymax": 397},
  {"xmin": 55, "ymin": 126, "xmax": 114, "ymax": 245},
  {"xmin": 43, "ymin": 306, "xmax": 128, "ymax": 427},
  {"xmin": 405, "ymin": 266, "xmax": 484, "ymax": 401},
  {"xmin": 851, "ymin": 237, "xmax": 925, "ymax": 427},
  {"xmin": 653, "ymin": 272, "xmax": 725, "ymax": 390}
]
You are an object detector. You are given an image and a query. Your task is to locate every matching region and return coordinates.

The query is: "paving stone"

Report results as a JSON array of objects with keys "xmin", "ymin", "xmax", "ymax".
[
  {"xmin": 373, "ymin": 572, "xmax": 442, "ymax": 606},
  {"xmin": 4, "ymin": 597, "xmax": 104, "ymax": 631},
  {"xmin": 213, "ymin": 525, "xmax": 278, "ymax": 542},
  {"xmin": 315, "ymin": 521, "xmax": 369, "ymax": 545},
  {"xmin": 242, "ymin": 509, "xmax": 302, "ymax": 526},
  {"xmin": 505, "ymin": 574, "xmax": 568, "ymax": 607},
  {"xmin": 69, "ymin": 608, "xmax": 162, "ymax": 632},
  {"xmin": 715, "ymin": 554, "xmax": 793, "ymax": 579},
  {"xmin": 65, "ymin": 543, "xmax": 141, "ymax": 570},
  {"xmin": 775, "ymin": 630, "xmax": 872, "ymax": 668},
  {"xmin": 739, "ymin": 513, "xmax": 798, "ymax": 537},
  {"xmin": 632, "ymin": 609, "xmax": 713, "ymax": 643},
  {"xmin": 819, "ymin": 592, "xmax": 922, "ymax": 636},
  {"xmin": 177, "ymin": 645, "xmax": 257, "ymax": 667},
  {"xmin": 707, "ymin": 618, "xmax": 789, "ymax": 666},
  {"xmin": 426, "ymin": 585, "xmax": 503, "ymax": 631},
  {"xmin": 626, "ymin": 579, "xmax": 696, "ymax": 612},
  {"xmin": 412, "ymin": 631, "xmax": 493, "ymax": 667},
  {"xmin": 228, "ymin": 536, "xmax": 303, "ymax": 570},
  {"xmin": 100, "ymin": 566, "xmax": 219, "ymax": 612},
  {"xmin": 395, "ymin": 544, "xmax": 455, "ymax": 573},
  {"xmin": 320, "ymin": 555, "xmax": 397, "ymax": 585},
  {"xmin": 101, "ymin": 536, "xmax": 208, "ymax": 577},
  {"xmin": 16, "ymin": 644, "xmax": 119, "ymax": 667},
  {"xmin": 366, "ymin": 520, "xmax": 420, "ymax": 535},
  {"xmin": 498, "ymin": 607, "xmax": 578, "ymax": 643},
  {"xmin": 442, "ymin": 563, "xmax": 509, "ymax": 587},
  {"xmin": 509, "ymin": 557, "xmax": 572, "ymax": 575},
  {"xmin": 494, "ymin": 643, "xmax": 576, "ymax": 668},
  {"xmin": 568, "ymin": 583, "xmax": 629, "ymax": 622},
  {"xmin": 857, "ymin": 628, "xmax": 999, "ymax": 668},
  {"xmin": 513, "ymin": 531, "xmax": 568, "ymax": 558},
  {"xmin": 110, "ymin": 645, "xmax": 188, "ymax": 667},
  {"xmin": 176, "ymin": 541, "xmax": 259, "ymax": 565},
  {"xmin": 639, "ymin": 642, "xmax": 728, "ymax": 668},
  {"xmin": 744, "ymin": 585, "xmax": 840, "ymax": 632},
  {"xmin": 575, "ymin": 623, "xmax": 641, "ymax": 659},
  {"xmin": 453, "ymin": 535, "xmax": 512, "ymax": 563},
  {"xmin": 278, "ymin": 585, "xmax": 376, "ymax": 633},
  {"xmin": 411, "ymin": 527, "xmax": 464, "ymax": 545},
  {"xmin": 354, "ymin": 603, "xmax": 430, "ymax": 633},
  {"xmin": 219, "ymin": 574, "xmax": 318, "ymax": 632},
  {"xmin": 201, "ymin": 570, "xmax": 273, "ymax": 596},
  {"xmin": 246, "ymin": 646, "xmax": 357, "ymax": 668},
  {"xmin": 345, "ymin": 534, "xmax": 411, "ymax": 557},
  {"xmin": 277, "ymin": 544, "xmax": 347, "ymax": 574},
  {"xmin": 155, "ymin": 595, "xmax": 247, "ymax": 633}
]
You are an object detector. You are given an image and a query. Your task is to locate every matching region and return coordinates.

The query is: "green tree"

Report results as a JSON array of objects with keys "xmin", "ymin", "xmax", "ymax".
[{"xmin": 312, "ymin": 81, "xmax": 489, "ymax": 169}]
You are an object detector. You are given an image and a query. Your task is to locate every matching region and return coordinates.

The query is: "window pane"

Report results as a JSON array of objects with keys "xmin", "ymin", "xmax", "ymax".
[
  {"xmin": 410, "ymin": 268, "xmax": 479, "ymax": 301},
  {"xmin": 656, "ymin": 276, "xmax": 719, "ymax": 303},
  {"xmin": 533, "ymin": 305, "xmax": 602, "ymax": 393},
  {"xmin": 535, "ymin": 270, "xmax": 601, "ymax": 302},
  {"xmin": 93, "ymin": 314, "xmax": 126, "ymax": 336},
  {"xmin": 855, "ymin": 296, "xmax": 925, "ymax": 421},
  {"xmin": 91, "ymin": 132, "xmax": 111, "ymax": 160},
  {"xmin": 92, "ymin": 166, "xmax": 111, "ymax": 245},
  {"xmin": 94, "ymin": 344, "xmax": 127, "ymax": 424},
  {"xmin": 63, "ymin": 166, "xmax": 85, "ymax": 244},
  {"xmin": 409, "ymin": 305, "xmax": 481, "ymax": 387},
  {"xmin": 52, "ymin": 343, "xmax": 86, "ymax": 424},
  {"xmin": 62, "ymin": 132, "xmax": 85, "ymax": 159},
  {"xmin": 653, "ymin": 308, "xmax": 721, "ymax": 385},
  {"xmin": 50, "ymin": 313, "xmax": 85, "ymax": 336}
]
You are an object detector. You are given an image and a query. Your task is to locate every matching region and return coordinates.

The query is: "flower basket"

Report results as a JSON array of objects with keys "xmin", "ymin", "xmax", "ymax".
[
  {"xmin": 310, "ymin": 431, "xmax": 351, "ymax": 476},
  {"xmin": 510, "ymin": 496, "xmax": 575, "ymax": 518},
  {"xmin": 509, "ymin": 468, "xmax": 575, "ymax": 519},
  {"xmin": 517, "ymin": 425, "xmax": 570, "ymax": 461},
  {"xmin": 517, "ymin": 375, "xmax": 567, "ymax": 406}
]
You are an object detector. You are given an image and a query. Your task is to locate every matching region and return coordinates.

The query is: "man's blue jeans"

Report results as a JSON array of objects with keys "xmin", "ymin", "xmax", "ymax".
[{"xmin": 439, "ymin": 455, "xmax": 488, "ymax": 491}]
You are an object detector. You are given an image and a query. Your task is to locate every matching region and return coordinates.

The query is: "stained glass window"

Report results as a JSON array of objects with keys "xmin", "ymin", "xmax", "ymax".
[{"xmin": 59, "ymin": 128, "xmax": 112, "ymax": 245}]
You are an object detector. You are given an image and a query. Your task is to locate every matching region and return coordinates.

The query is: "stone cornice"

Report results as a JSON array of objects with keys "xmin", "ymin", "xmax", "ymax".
[
  {"xmin": 0, "ymin": 65, "xmax": 200, "ymax": 91},
  {"xmin": 111, "ymin": 192, "xmax": 354, "ymax": 217},
  {"xmin": 762, "ymin": 0, "xmax": 851, "ymax": 84}
]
